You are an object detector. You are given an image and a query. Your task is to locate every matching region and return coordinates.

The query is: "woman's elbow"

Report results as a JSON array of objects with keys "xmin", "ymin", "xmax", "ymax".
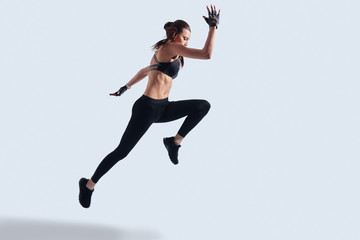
[
  {"xmin": 142, "ymin": 66, "xmax": 150, "ymax": 75},
  {"xmin": 199, "ymin": 48, "xmax": 212, "ymax": 59}
]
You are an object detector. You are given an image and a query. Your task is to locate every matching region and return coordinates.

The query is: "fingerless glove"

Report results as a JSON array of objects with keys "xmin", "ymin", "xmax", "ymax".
[
  {"xmin": 114, "ymin": 85, "xmax": 128, "ymax": 96},
  {"xmin": 204, "ymin": 8, "xmax": 220, "ymax": 29}
]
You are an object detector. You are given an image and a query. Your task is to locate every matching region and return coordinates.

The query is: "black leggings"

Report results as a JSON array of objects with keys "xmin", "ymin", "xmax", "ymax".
[{"xmin": 91, "ymin": 95, "xmax": 211, "ymax": 183}]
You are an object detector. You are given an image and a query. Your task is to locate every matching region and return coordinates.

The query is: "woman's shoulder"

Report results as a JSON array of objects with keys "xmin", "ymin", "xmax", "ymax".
[
  {"xmin": 158, "ymin": 43, "xmax": 184, "ymax": 54},
  {"xmin": 155, "ymin": 45, "xmax": 180, "ymax": 62}
]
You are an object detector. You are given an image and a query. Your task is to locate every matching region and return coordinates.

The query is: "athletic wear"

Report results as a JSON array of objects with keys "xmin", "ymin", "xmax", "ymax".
[
  {"xmin": 90, "ymin": 95, "xmax": 210, "ymax": 183},
  {"xmin": 114, "ymin": 85, "xmax": 128, "ymax": 96},
  {"xmin": 149, "ymin": 54, "xmax": 181, "ymax": 79},
  {"xmin": 163, "ymin": 137, "xmax": 181, "ymax": 164},
  {"xmin": 204, "ymin": 7, "xmax": 220, "ymax": 29},
  {"xmin": 79, "ymin": 178, "xmax": 93, "ymax": 208}
]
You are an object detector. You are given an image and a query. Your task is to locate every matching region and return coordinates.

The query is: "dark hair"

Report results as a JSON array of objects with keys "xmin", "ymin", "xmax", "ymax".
[{"xmin": 152, "ymin": 20, "xmax": 191, "ymax": 67}]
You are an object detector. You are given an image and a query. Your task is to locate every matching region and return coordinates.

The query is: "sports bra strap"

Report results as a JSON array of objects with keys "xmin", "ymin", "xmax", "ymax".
[
  {"xmin": 149, "ymin": 54, "xmax": 180, "ymax": 79},
  {"xmin": 153, "ymin": 54, "xmax": 160, "ymax": 65}
]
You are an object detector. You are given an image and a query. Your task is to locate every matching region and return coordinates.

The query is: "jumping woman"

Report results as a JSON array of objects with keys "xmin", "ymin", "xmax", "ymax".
[{"xmin": 79, "ymin": 5, "xmax": 220, "ymax": 208}]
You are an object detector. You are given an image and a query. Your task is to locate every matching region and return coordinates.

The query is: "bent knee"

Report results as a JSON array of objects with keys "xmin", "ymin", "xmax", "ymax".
[{"xmin": 199, "ymin": 100, "xmax": 211, "ymax": 113}]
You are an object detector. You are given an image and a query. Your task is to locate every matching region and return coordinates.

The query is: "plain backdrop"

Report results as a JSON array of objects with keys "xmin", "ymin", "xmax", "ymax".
[{"xmin": 1, "ymin": 0, "xmax": 359, "ymax": 240}]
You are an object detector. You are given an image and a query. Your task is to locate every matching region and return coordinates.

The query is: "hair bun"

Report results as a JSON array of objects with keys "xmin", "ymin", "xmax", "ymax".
[{"xmin": 164, "ymin": 21, "xmax": 173, "ymax": 29}]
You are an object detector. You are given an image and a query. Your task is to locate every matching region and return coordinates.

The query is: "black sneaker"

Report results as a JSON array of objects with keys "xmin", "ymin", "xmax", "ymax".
[
  {"xmin": 78, "ymin": 178, "xmax": 94, "ymax": 208},
  {"xmin": 163, "ymin": 137, "xmax": 181, "ymax": 165}
]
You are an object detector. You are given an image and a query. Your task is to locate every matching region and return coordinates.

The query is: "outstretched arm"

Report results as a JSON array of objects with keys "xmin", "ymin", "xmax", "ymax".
[
  {"xmin": 126, "ymin": 66, "xmax": 150, "ymax": 88},
  {"xmin": 110, "ymin": 66, "xmax": 150, "ymax": 96}
]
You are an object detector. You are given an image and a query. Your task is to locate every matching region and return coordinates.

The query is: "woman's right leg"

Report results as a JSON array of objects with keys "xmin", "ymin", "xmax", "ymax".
[
  {"xmin": 79, "ymin": 96, "xmax": 162, "ymax": 208},
  {"xmin": 90, "ymin": 97, "xmax": 157, "ymax": 184}
]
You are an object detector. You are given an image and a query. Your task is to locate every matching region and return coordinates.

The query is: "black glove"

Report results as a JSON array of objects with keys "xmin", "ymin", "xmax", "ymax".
[
  {"xmin": 110, "ymin": 85, "xmax": 128, "ymax": 96},
  {"xmin": 203, "ymin": 5, "xmax": 220, "ymax": 29}
]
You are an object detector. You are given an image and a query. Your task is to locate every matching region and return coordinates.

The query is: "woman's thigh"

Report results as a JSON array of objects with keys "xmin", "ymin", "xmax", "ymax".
[{"xmin": 156, "ymin": 99, "xmax": 209, "ymax": 123}]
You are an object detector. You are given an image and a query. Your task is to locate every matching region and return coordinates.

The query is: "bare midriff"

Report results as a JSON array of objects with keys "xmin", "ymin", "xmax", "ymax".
[{"xmin": 144, "ymin": 70, "xmax": 173, "ymax": 99}]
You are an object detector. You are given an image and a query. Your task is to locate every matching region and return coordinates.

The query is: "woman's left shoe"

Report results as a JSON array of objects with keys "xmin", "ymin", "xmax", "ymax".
[{"xmin": 163, "ymin": 137, "xmax": 181, "ymax": 165}]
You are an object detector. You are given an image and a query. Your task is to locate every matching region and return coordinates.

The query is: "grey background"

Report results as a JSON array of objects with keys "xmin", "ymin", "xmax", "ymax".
[{"xmin": 1, "ymin": 0, "xmax": 359, "ymax": 239}]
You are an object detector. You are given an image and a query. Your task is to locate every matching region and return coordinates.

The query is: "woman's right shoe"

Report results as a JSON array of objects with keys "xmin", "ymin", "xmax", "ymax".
[
  {"xmin": 78, "ymin": 178, "xmax": 94, "ymax": 208},
  {"xmin": 163, "ymin": 137, "xmax": 181, "ymax": 165}
]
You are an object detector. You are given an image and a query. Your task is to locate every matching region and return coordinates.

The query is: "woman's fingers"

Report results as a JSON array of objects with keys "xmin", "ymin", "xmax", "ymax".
[
  {"xmin": 207, "ymin": 5, "xmax": 219, "ymax": 15},
  {"xmin": 110, "ymin": 91, "xmax": 119, "ymax": 96}
]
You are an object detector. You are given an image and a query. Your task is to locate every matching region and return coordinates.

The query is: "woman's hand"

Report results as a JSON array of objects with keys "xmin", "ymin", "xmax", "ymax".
[
  {"xmin": 203, "ymin": 5, "xmax": 220, "ymax": 29},
  {"xmin": 109, "ymin": 85, "xmax": 128, "ymax": 96}
]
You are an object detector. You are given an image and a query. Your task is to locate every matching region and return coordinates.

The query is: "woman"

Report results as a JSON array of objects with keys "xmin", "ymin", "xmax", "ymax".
[{"xmin": 79, "ymin": 5, "xmax": 220, "ymax": 208}]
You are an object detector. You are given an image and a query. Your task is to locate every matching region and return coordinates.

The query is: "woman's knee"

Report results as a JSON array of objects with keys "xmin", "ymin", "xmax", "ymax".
[
  {"xmin": 109, "ymin": 147, "xmax": 129, "ymax": 162},
  {"xmin": 198, "ymin": 100, "xmax": 211, "ymax": 114}
]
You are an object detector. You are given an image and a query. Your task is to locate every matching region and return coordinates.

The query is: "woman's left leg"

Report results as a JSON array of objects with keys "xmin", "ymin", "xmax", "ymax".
[
  {"xmin": 156, "ymin": 99, "xmax": 211, "ymax": 138},
  {"xmin": 156, "ymin": 99, "xmax": 211, "ymax": 164}
]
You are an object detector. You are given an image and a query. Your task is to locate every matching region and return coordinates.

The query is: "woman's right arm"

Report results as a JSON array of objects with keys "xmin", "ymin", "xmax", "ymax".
[
  {"xmin": 126, "ymin": 66, "xmax": 150, "ymax": 88},
  {"xmin": 109, "ymin": 66, "xmax": 150, "ymax": 96}
]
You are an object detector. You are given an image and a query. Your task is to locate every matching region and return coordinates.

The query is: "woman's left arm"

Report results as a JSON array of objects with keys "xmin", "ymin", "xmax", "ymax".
[{"xmin": 110, "ymin": 66, "xmax": 150, "ymax": 96}]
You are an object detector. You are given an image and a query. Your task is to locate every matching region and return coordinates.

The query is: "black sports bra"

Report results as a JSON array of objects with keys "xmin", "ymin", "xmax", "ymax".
[{"xmin": 149, "ymin": 54, "xmax": 181, "ymax": 79}]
